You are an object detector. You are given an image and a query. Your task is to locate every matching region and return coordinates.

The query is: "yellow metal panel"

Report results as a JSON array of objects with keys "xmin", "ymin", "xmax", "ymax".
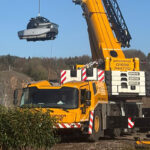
[
  {"xmin": 28, "ymin": 80, "xmax": 52, "ymax": 88},
  {"xmin": 136, "ymin": 141, "xmax": 150, "ymax": 145},
  {"xmin": 82, "ymin": 0, "xmax": 125, "ymax": 60},
  {"xmin": 88, "ymin": 81, "xmax": 108, "ymax": 111},
  {"xmin": 110, "ymin": 58, "xmax": 135, "ymax": 71},
  {"xmin": 50, "ymin": 109, "xmax": 78, "ymax": 123},
  {"xmin": 134, "ymin": 57, "xmax": 140, "ymax": 71}
]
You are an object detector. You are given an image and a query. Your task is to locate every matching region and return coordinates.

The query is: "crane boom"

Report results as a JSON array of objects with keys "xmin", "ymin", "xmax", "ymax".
[{"xmin": 73, "ymin": 0, "xmax": 139, "ymax": 71}]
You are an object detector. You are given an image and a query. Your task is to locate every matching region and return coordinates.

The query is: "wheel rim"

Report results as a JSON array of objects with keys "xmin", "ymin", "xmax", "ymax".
[{"xmin": 94, "ymin": 115, "xmax": 100, "ymax": 132}]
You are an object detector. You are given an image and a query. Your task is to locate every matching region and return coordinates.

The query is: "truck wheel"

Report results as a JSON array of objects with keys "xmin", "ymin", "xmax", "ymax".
[
  {"xmin": 107, "ymin": 128, "xmax": 121, "ymax": 138},
  {"xmin": 109, "ymin": 104, "xmax": 121, "ymax": 138},
  {"xmin": 113, "ymin": 128, "xmax": 121, "ymax": 137},
  {"xmin": 89, "ymin": 110, "xmax": 102, "ymax": 142}
]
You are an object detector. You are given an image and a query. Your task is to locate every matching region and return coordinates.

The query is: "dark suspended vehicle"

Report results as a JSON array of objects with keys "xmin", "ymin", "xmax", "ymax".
[{"xmin": 18, "ymin": 16, "xmax": 59, "ymax": 41}]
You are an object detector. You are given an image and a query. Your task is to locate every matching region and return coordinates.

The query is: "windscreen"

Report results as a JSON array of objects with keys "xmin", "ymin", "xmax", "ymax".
[{"xmin": 20, "ymin": 87, "xmax": 79, "ymax": 109}]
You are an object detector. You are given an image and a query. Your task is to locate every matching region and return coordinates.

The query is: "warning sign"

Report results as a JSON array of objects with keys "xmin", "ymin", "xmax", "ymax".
[{"xmin": 110, "ymin": 58, "xmax": 134, "ymax": 71}]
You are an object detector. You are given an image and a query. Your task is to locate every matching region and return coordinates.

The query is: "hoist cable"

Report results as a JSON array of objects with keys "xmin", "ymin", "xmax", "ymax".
[{"xmin": 38, "ymin": 0, "xmax": 40, "ymax": 16}]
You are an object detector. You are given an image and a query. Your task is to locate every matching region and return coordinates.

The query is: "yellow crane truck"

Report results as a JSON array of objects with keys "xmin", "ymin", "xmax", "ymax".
[{"xmin": 14, "ymin": 0, "xmax": 150, "ymax": 141}]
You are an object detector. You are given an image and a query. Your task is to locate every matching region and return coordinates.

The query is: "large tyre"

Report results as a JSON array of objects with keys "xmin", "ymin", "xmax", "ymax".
[
  {"xmin": 109, "ymin": 104, "xmax": 121, "ymax": 138},
  {"xmin": 113, "ymin": 128, "xmax": 121, "ymax": 137},
  {"xmin": 89, "ymin": 109, "xmax": 103, "ymax": 142}
]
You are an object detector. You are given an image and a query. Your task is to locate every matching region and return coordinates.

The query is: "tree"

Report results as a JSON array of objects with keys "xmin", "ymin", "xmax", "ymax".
[
  {"xmin": 147, "ymin": 53, "xmax": 150, "ymax": 61},
  {"xmin": 124, "ymin": 49, "xmax": 146, "ymax": 60}
]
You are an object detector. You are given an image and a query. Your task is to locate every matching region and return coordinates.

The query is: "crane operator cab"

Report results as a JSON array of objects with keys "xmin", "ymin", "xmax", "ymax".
[{"xmin": 18, "ymin": 16, "xmax": 59, "ymax": 41}]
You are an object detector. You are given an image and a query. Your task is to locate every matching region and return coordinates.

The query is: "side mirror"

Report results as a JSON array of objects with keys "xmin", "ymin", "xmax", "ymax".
[
  {"xmin": 86, "ymin": 91, "xmax": 91, "ymax": 100},
  {"xmin": 85, "ymin": 101, "xmax": 91, "ymax": 106},
  {"xmin": 13, "ymin": 89, "xmax": 18, "ymax": 105}
]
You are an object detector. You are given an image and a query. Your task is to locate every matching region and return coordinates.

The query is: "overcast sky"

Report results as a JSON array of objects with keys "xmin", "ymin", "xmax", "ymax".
[{"xmin": 0, "ymin": 0, "xmax": 150, "ymax": 58}]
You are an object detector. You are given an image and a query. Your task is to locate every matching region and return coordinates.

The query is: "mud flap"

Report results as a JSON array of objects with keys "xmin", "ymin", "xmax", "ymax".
[
  {"xmin": 107, "ymin": 116, "xmax": 128, "ymax": 129},
  {"xmin": 107, "ymin": 116, "xmax": 150, "ymax": 129},
  {"xmin": 133, "ymin": 117, "xmax": 150, "ymax": 128}
]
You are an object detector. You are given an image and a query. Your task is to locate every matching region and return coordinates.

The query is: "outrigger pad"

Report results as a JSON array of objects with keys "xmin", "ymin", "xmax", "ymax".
[{"xmin": 18, "ymin": 16, "xmax": 59, "ymax": 42}]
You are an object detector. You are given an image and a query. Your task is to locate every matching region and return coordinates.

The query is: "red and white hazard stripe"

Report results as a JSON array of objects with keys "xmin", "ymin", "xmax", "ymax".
[
  {"xmin": 128, "ymin": 117, "xmax": 135, "ymax": 128},
  {"xmin": 61, "ymin": 70, "xmax": 66, "ymax": 84},
  {"xmin": 82, "ymin": 68, "xmax": 87, "ymax": 81},
  {"xmin": 88, "ymin": 110, "xmax": 94, "ymax": 134},
  {"xmin": 98, "ymin": 69, "xmax": 105, "ymax": 82},
  {"xmin": 54, "ymin": 123, "xmax": 81, "ymax": 129}
]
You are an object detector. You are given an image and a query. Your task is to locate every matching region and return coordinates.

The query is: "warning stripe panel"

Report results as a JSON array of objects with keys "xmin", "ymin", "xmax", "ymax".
[
  {"xmin": 61, "ymin": 70, "xmax": 67, "ymax": 84},
  {"xmin": 61, "ymin": 71, "xmax": 66, "ymax": 78},
  {"xmin": 61, "ymin": 77, "xmax": 66, "ymax": 84},
  {"xmin": 88, "ymin": 110, "xmax": 94, "ymax": 134},
  {"xmin": 128, "ymin": 117, "xmax": 135, "ymax": 129},
  {"xmin": 98, "ymin": 70, "xmax": 105, "ymax": 82},
  {"xmin": 98, "ymin": 71, "xmax": 104, "ymax": 77},
  {"xmin": 82, "ymin": 69, "xmax": 87, "ymax": 81},
  {"xmin": 99, "ymin": 76, "xmax": 105, "ymax": 82},
  {"xmin": 54, "ymin": 123, "xmax": 81, "ymax": 129}
]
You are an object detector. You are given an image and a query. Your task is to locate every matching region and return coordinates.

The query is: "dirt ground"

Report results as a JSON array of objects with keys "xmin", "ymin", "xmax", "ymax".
[{"xmin": 51, "ymin": 135, "xmax": 143, "ymax": 150}]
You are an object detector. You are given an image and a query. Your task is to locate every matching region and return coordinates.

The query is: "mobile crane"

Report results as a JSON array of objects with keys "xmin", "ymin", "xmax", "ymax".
[{"xmin": 14, "ymin": 0, "xmax": 150, "ymax": 141}]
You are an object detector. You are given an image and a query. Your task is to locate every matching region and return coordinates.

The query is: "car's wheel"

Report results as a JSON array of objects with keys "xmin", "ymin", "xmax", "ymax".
[{"xmin": 89, "ymin": 109, "xmax": 103, "ymax": 142}]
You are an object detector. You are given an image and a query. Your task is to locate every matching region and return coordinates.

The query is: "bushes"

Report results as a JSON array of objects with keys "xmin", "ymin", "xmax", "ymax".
[{"xmin": 0, "ymin": 106, "xmax": 59, "ymax": 150}]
